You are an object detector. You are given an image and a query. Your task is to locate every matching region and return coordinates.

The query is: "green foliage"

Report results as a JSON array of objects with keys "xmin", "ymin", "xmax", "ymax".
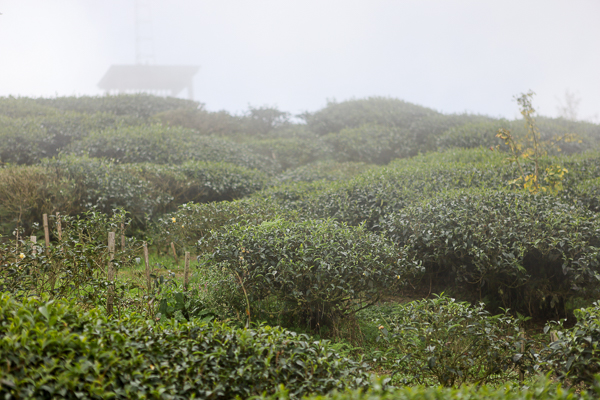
[
  {"xmin": 0, "ymin": 156, "xmax": 269, "ymax": 235},
  {"xmin": 247, "ymin": 137, "xmax": 330, "ymax": 171},
  {"xmin": 276, "ymin": 161, "xmax": 374, "ymax": 183},
  {"xmin": 67, "ymin": 123, "xmax": 275, "ymax": 172},
  {"xmin": 544, "ymin": 302, "xmax": 600, "ymax": 386},
  {"xmin": 204, "ymin": 218, "xmax": 419, "ymax": 333},
  {"xmin": 373, "ymin": 296, "xmax": 537, "ymax": 387},
  {"xmin": 258, "ymin": 375, "xmax": 600, "ymax": 400},
  {"xmin": 437, "ymin": 120, "xmax": 510, "ymax": 150},
  {"xmin": 382, "ymin": 189, "xmax": 600, "ymax": 318},
  {"xmin": 322, "ymin": 124, "xmax": 416, "ymax": 164},
  {"xmin": 0, "ymin": 294, "xmax": 371, "ymax": 399},
  {"xmin": 29, "ymin": 94, "xmax": 199, "ymax": 119},
  {"xmin": 576, "ymin": 177, "xmax": 600, "ymax": 212},
  {"xmin": 153, "ymin": 107, "xmax": 244, "ymax": 136},
  {"xmin": 299, "ymin": 97, "xmax": 439, "ymax": 136},
  {"xmin": 258, "ymin": 150, "xmax": 515, "ymax": 230},
  {"xmin": 0, "ymin": 209, "xmax": 139, "ymax": 307},
  {"xmin": 153, "ymin": 198, "xmax": 283, "ymax": 250}
]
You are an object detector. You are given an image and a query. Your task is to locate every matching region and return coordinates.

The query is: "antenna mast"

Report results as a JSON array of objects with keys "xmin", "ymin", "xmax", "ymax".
[{"xmin": 134, "ymin": 0, "xmax": 155, "ymax": 64}]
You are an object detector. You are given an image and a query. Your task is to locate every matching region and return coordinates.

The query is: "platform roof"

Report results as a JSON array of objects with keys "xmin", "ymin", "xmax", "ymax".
[{"xmin": 98, "ymin": 65, "xmax": 199, "ymax": 94}]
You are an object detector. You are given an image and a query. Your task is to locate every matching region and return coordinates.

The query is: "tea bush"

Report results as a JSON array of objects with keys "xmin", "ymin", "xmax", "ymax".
[
  {"xmin": 154, "ymin": 198, "xmax": 283, "ymax": 250},
  {"xmin": 382, "ymin": 189, "xmax": 600, "ymax": 318},
  {"xmin": 30, "ymin": 93, "xmax": 199, "ymax": 119},
  {"xmin": 258, "ymin": 151, "xmax": 516, "ymax": 230},
  {"xmin": 246, "ymin": 137, "xmax": 330, "ymax": 171},
  {"xmin": 576, "ymin": 177, "xmax": 600, "ymax": 212},
  {"xmin": 204, "ymin": 218, "xmax": 420, "ymax": 332},
  {"xmin": 322, "ymin": 124, "xmax": 417, "ymax": 164},
  {"xmin": 0, "ymin": 294, "xmax": 371, "ymax": 399},
  {"xmin": 67, "ymin": 123, "xmax": 276, "ymax": 172},
  {"xmin": 437, "ymin": 120, "xmax": 510, "ymax": 150},
  {"xmin": 0, "ymin": 156, "xmax": 269, "ymax": 235},
  {"xmin": 0, "ymin": 209, "xmax": 139, "ymax": 306},
  {"xmin": 373, "ymin": 296, "xmax": 538, "ymax": 387},
  {"xmin": 544, "ymin": 302, "xmax": 600, "ymax": 386},
  {"xmin": 438, "ymin": 117, "xmax": 598, "ymax": 155},
  {"xmin": 276, "ymin": 161, "xmax": 374, "ymax": 183},
  {"xmin": 153, "ymin": 107, "xmax": 244, "ymax": 136},
  {"xmin": 258, "ymin": 375, "xmax": 600, "ymax": 400},
  {"xmin": 300, "ymin": 97, "xmax": 439, "ymax": 136}
]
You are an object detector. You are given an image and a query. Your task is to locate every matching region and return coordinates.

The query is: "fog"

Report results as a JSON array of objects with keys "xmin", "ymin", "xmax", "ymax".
[{"xmin": 1, "ymin": 0, "xmax": 598, "ymax": 120}]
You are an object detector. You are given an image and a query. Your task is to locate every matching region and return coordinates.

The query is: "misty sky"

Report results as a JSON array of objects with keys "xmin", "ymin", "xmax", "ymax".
[{"xmin": 1, "ymin": 0, "xmax": 599, "ymax": 120}]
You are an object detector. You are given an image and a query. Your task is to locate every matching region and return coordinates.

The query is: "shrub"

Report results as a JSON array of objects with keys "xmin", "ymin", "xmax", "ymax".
[
  {"xmin": 300, "ymin": 97, "xmax": 439, "ymax": 136},
  {"xmin": 544, "ymin": 302, "xmax": 600, "ymax": 386},
  {"xmin": 437, "ymin": 120, "xmax": 510, "ymax": 150},
  {"xmin": 322, "ymin": 124, "xmax": 416, "ymax": 164},
  {"xmin": 153, "ymin": 198, "xmax": 283, "ymax": 250},
  {"xmin": 382, "ymin": 189, "xmax": 600, "ymax": 318},
  {"xmin": 30, "ymin": 93, "xmax": 199, "ymax": 119},
  {"xmin": 0, "ymin": 295, "xmax": 371, "ymax": 399},
  {"xmin": 153, "ymin": 107, "xmax": 243, "ymax": 136},
  {"xmin": 576, "ymin": 177, "xmax": 600, "ymax": 212},
  {"xmin": 0, "ymin": 209, "xmax": 139, "ymax": 307},
  {"xmin": 204, "ymin": 218, "xmax": 420, "ymax": 333},
  {"xmin": 246, "ymin": 137, "xmax": 330, "ymax": 171},
  {"xmin": 68, "ymin": 123, "xmax": 275, "ymax": 172},
  {"xmin": 257, "ymin": 150, "xmax": 516, "ymax": 230},
  {"xmin": 0, "ymin": 112, "xmax": 142, "ymax": 165},
  {"xmin": 258, "ymin": 375, "xmax": 599, "ymax": 400},
  {"xmin": 276, "ymin": 161, "xmax": 374, "ymax": 183},
  {"xmin": 373, "ymin": 295, "xmax": 538, "ymax": 387},
  {"xmin": 0, "ymin": 156, "xmax": 269, "ymax": 236}
]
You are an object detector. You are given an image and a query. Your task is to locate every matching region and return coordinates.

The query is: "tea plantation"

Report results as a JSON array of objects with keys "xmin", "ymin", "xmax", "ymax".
[{"xmin": 1, "ymin": 94, "xmax": 600, "ymax": 399}]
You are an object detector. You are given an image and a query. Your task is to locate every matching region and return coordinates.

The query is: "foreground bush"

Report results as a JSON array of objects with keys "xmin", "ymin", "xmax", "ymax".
[
  {"xmin": 0, "ymin": 295, "xmax": 371, "ymax": 399},
  {"xmin": 205, "ymin": 218, "xmax": 419, "ymax": 333},
  {"xmin": 372, "ymin": 296, "xmax": 537, "ymax": 387},
  {"xmin": 258, "ymin": 375, "xmax": 600, "ymax": 400},
  {"xmin": 544, "ymin": 302, "xmax": 600, "ymax": 386}
]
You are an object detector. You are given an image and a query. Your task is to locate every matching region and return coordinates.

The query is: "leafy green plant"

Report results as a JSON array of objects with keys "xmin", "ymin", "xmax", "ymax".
[
  {"xmin": 257, "ymin": 374, "xmax": 600, "ymax": 400},
  {"xmin": 0, "ymin": 209, "xmax": 141, "ymax": 309},
  {"xmin": 204, "ymin": 218, "xmax": 420, "ymax": 334},
  {"xmin": 543, "ymin": 302, "xmax": 600, "ymax": 386},
  {"xmin": 374, "ymin": 295, "xmax": 538, "ymax": 387},
  {"xmin": 0, "ymin": 294, "xmax": 371, "ymax": 399},
  {"xmin": 382, "ymin": 189, "xmax": 600, "ymax": 318}
]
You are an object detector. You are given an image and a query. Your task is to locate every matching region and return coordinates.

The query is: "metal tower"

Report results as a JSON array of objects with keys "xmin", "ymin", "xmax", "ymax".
[{"xmin": 134, "ymin": 0, "xmax": 155, "ymax": 64}]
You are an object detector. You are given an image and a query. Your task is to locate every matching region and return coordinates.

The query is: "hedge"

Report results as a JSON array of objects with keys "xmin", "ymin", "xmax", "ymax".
[{"xmin": 0, "ymin": 294, "xmax": 371, "ymax": 399}]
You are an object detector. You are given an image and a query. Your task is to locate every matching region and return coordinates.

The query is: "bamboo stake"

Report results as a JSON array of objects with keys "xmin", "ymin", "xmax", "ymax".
[
  {"xmin": 143, "ymin": 242, "xmax": 151, "ymax": 294},
  {"xmin": 107, "ymin": 232, "xmax": 115, "ymax": 315},
  {"xmin": 171, "ymin": 242, "xmax": 178, "ymax": 264},
  {"xmin": 519, "ymin": 328, "xmax": 525, "ymax": 382},
  {"xmin": 184, "ymin": 252, "xmax": 190, "ymax": 291},
  {"xmin": 30, "ymin": 236, "xmax": 37, "ymax": 255},
  {"xmin": 121, "ymin": 223, "xmax": 125, "ymax": 250},
  {"xmin": 56, "ymin": 212, "xmax": 62, "ymax": 241},
  {"xmin": 43, "ymin": 214, "xmax": 50, "ymax": 255}
]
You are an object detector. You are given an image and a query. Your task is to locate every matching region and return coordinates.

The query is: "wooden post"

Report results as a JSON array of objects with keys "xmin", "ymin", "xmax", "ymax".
[
  {"xmin": 519, "ymin": 328, "xmax": 525, "ymax": 382},
  {"xmin": 184, "ymin": 252, "xmax": 190, "ymax": 290},
  {"xmin": 143, "ymin": 242, "xmax": 151, "ymax": 294},
  {"xmin": 30, "ymin": 236, "xmax": 37, "ymax": 255},
  {"xmin": 107, "ymin": 232, "xmax": 115, "ymax": 315},
  {"xmin": 171, "ymin": 242, "xmax": 178, "ymax": 264},
  {"xmin": 43, "ymin": 214, "xmax": 50, "ymax": 255},
  {"xmin": 56, "ymin": 212, "xmax": 62, "ymax": 241},
  {"xmin": 121, "ymin": 223, "xmax": 125, "ymax": 250}
]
